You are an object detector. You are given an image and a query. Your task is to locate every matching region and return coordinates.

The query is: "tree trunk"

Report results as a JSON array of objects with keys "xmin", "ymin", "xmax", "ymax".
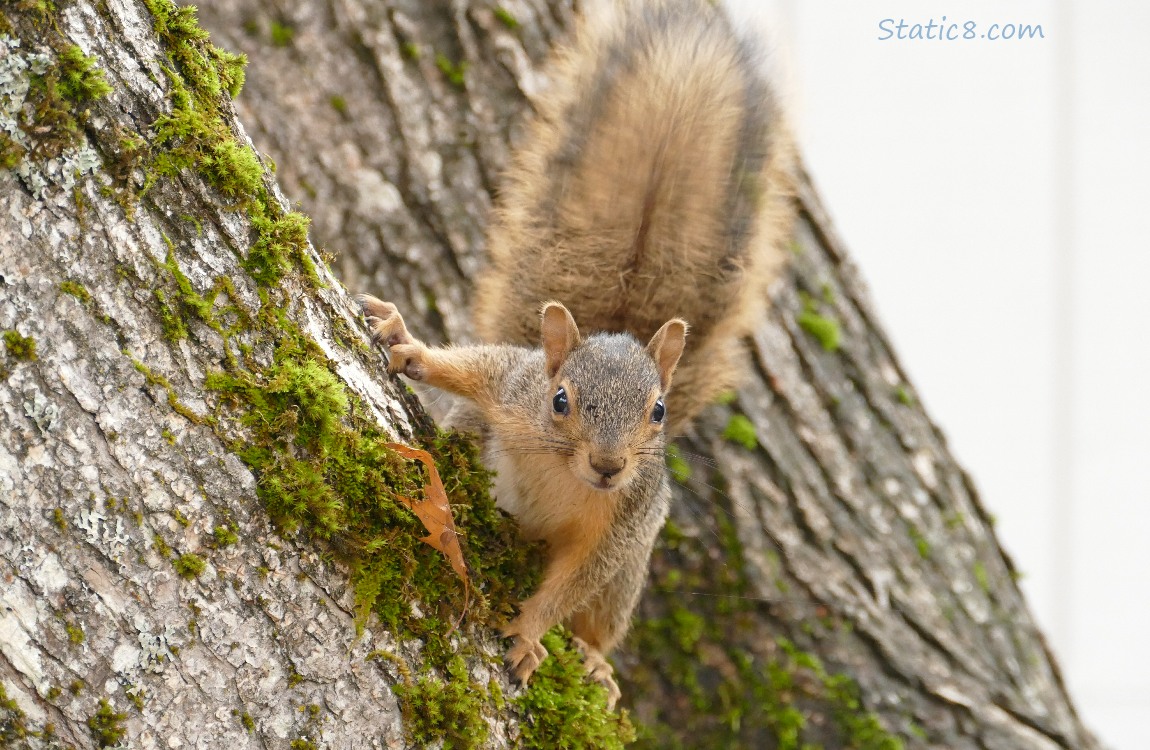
[{"xmin": 0, "ymin": 1, "xmax": 1100, "ymax": 749}]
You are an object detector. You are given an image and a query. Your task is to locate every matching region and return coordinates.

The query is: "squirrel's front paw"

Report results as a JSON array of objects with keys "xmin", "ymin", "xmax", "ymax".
[
  {"xmin": 573, "ymin": 637, "xmax": 622, "ymax": 710},
  {"xmin": 357, "ymin": 294, "xmax": 427, "ymax": 380},
  {"xmin": 504, "ymin": 635, "xmax": 548, "ymax": 685}
]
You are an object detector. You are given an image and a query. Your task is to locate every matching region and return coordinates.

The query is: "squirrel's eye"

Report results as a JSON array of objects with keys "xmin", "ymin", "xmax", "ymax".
[
  {"xmin": 553, "ymin": 387, "xmax": 569, "ymax": 415},
  {"xmin": 651, "ymin": 398, "xmax": 666, "ymax": 424}
]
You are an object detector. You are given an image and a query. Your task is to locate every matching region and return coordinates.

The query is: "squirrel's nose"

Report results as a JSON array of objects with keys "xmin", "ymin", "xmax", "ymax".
[{"xmin": 589, "ymin": 456, "xmax": 626, "ymax": 479}]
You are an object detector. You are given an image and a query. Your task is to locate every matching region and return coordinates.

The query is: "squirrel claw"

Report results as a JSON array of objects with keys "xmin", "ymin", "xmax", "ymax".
[
  {"xmin": 572, "ymin": 637, "xmax": 622, "ymax": 710},
  {"xmin": 505, "ymin": 635, "xmax": 548, "ymax": 685},
  {"xmin": 357, "ymin": 295, "xmax": 425, "ymax": 378},
  {"xmin": 357, "ymin": 294, "xmax": 414, "ymax": 347}
]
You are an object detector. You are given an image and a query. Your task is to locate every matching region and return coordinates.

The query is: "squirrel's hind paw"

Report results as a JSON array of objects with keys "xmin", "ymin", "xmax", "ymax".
[
  {"xmin": 505, "ymin": 636, "xmax": 548, "ymax": 685},
  {"xmin": 573, "ymin": 637, "xmax": 622, "ymax": 710}
]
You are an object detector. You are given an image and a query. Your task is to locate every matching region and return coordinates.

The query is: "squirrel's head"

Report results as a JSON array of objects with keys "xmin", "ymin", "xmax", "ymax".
[{"xmin": 539, "ymin": 302, "xmax": 687, "ymax": 492}]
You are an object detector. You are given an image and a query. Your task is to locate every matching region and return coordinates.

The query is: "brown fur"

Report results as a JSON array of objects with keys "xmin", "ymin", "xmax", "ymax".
[
  {"xmin": 360, "ymin": 294, "xmax": 676, "ymax": 707},
  {"xmin": 474, "ymin": 0, "xmax": 796, "ymax": 432}
]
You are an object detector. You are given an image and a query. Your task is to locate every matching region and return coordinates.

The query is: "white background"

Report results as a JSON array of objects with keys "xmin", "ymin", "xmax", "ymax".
[{"xmin": 723, "ymin": 1, "xmax": 1150, "ymax": 747}]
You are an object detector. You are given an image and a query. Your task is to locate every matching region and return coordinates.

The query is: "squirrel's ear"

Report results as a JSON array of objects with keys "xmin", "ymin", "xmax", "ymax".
[
  {"xmin": 647, "ymin": 318, "xmax": 688, "ymax": 391},
  {"xmin": 540, "ymin": 302, "xmax": 581, "ymax": 378}
]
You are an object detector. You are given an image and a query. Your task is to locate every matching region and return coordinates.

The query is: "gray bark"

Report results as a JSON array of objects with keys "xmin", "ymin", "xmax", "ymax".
[{"xmin": 0, "ymin": 1, "xmax": 472, "ymax": 748}]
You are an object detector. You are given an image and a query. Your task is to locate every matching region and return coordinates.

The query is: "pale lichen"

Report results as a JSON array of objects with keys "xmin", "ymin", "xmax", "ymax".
[{"xmin": 0, "ymin": 36, "xmax": 104, "ymax": 198}]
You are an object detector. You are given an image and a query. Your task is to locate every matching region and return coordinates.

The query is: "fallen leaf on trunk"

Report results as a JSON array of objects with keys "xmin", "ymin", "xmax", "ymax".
[{"xmin": 388, "ymin": 443, "xmax": 470, "ymax": 614}]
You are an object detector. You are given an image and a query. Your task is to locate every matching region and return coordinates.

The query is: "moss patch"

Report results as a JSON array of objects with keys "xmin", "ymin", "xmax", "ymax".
[
  {"xmin": 722, "ymin": 414, "xmax": 757, "ymax": 451},
  {"xmin": 494, "ymin": 7, "xmax": 520, "ymax": 30},
  {"xmin": 87, "ymin": 698, "xmax": 127, "ymax": 747},
  {"xmin": 1, "ymin": 683, "xmax": 32, "ymax": 743},
  {"xmin": 59, "ymin": 280, "xmax": 92, "ymax": 303},
  {"xmin": 173, "ymin": 552, "xmax": 206, "ymax": 579},
  {"xmin": 0, "ymin": 36, "xmax": 109, "ymax": 165},
  {"xmin": 515, "ymin": 632, "xmax": 636, "ymax": 749},
  {"xmin": 269, "ymin": 20, "xmax": 295, "ymax": 48},
  {"xmin": 393, "ymin": 655, "xmax": 489, "ymax": 749},
  {"xmin": 624, "ymin": 482, "xmax": 906, "ymax": 749},
  {"xmin": 3, "ymin": 330, "xmax": 37, "ymax": 361},
  {"xmin": 210, "ymin": 524, "xmax": 238, "ymax": 547},
  {"xmin": 55, "ymin": 45, "xmax": 112, "ymax": 101},
  {"xmin": 664, "ymin": 443, "xmax": 691, "ymax": 483},
  {"xmin": 435, "ymin": 53, "xmax": 467, "ymax": 88},
  {"xmin": 798, "ymin": 310, "xmax": 841, "ymax": 352}
]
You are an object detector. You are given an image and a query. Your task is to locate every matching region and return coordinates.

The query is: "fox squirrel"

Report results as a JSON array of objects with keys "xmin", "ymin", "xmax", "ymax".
[{"xmin": 360, "ymin": 0, "xmax": 794, "ymax": 708}]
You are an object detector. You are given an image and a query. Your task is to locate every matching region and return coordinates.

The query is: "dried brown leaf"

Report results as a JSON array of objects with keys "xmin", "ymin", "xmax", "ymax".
[{"xmin": 387, "ymin": 443, "xmax": 470, "ymax": 614}]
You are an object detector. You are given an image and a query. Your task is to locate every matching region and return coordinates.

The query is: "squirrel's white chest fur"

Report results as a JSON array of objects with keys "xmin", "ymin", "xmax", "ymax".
[{"xmin": 485, "ymin": 437, "xmax": 619, "ymax": 543}]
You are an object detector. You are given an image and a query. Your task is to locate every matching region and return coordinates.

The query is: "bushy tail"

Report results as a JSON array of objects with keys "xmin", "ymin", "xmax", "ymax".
[{"xmin": 474, "ymin": 0, "xmax": 795, "ymax": 430}]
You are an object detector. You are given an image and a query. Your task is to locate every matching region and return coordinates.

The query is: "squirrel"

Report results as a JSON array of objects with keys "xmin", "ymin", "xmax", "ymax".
[{"xmin": 359, "ymin": 0, "xmax": 794, "ymax": 709}]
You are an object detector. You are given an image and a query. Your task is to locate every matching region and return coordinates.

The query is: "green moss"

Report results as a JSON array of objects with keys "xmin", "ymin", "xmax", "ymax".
[
  {"xmin": 3, "ymin": 330, "xmax": 37, "ymax": 361},
  {"xmin": 129, "ymin": 355, "xmax": 205, "ymax": 424},
  {"xmin": 394, "ymin": 655, "xmax": 489, "ymax": 749},
  {"xmin": 493, "ymin": 6, "xmax": 520, "ymax": 29},
  {"xmin": 174, "ymin": 553, "xmax": 206, "ymax": 579},
  {"xmin": 244, "ymin": 210, "xmax": 318, "ymax": 286},
  {"xmin": 435, "ymin": 53, "xmax": 468, "ymax": 88},
  {"xmin": 290, "ymin": 739, "xmax": 317, "ymax": 750},
  {"xmin": 628, "ymin": 490, "xmax": 907, "ymax": 749},
  {"xmin": 488, "ymin": 678, "xmax": 505, "ymax": 712},
  {"xmin": 58, "ymin": 280, "xmax": 91, "ymax": 303},
  {"xmin": 973, "ymin": 561, "xmax": 990, "ymax": 593},
  {"xmin": 55, "ymin": 45, "xmax": 112, "ymax": 101},
  {"xmin": 270, "ymin": 20, "xmax": 295, "ymax": 47},
  {"xmin": 0, "ymin": 36, "xmax": 112, "ymax": 169},
  {"xmin": 210, "ymin": 524, "xmax": 239, "ymax": 547},
  {"xmin": 401, "ymin": 41, "xmax": 421, "ymax": 60},
  {"xmin": 87, "ymin": 698, "xmax": 127, "ymax": 747},
  {"xmin": 141, "ymin": 0, "xmax": 245, "ymax": 100},
  {"xmin": 821, "ymin": 671, "xmax": 903, "ymax": 750},
  {"xmin": 797, "ymin": 310, "xmax": 841, "ymax": 352},
  {"xmin": 0, "ymin": 131, "xmax": 26, "ymax": 168},
  {"xmin": 664, "ymin": 443, "xmax": 691, "ymax": 483},
  {"xmin": 907, "ymin": 525, "xmax": 931, "ymax": 560},
  {"xmin": 722, "ymin": 414, "xmax": 757, "ymax": 451},
  {"xmin": 68, "ymin": 680, "xmax": 84, "ymax": 696},
  {"xmin": 894, "ymin": 385, "xmax": 914, "ymax": 406},
  {"xmin": 329, "ymin": 94, "xmax": 348, "ymax": 115},
  {"xmin": 52, "ymin": 508, "xmax": 67, "ymax": 530},
  {"xmin": 515, "ymin": 631, "xmax": 636, "ymax": 749},
  {"xmin": 1, "ymin": 682, "xmax": 32, "ymax": 742},
  {"xmin": 139, "ymin": 16, "xmax": 257, "ymax": 202},
  {"xmin": 65, "ymin": 620, "xmax": 85, "ymax": 644},
  {"xmin": 152, "ymin": 534, "xmax": 172, "ymax": 558},
  {"xmin": 234, "ymin": 709, "xmax": 255, "ymax": 732},
  {"xmin": 713, "ymin": 389, "xmax": 737, "ymax": 406}
]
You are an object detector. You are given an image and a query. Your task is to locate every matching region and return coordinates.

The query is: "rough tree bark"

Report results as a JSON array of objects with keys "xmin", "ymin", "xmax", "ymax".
[{"xmin": 0, "ymin": 0, "xmax": 1100, "ymax": 749}]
